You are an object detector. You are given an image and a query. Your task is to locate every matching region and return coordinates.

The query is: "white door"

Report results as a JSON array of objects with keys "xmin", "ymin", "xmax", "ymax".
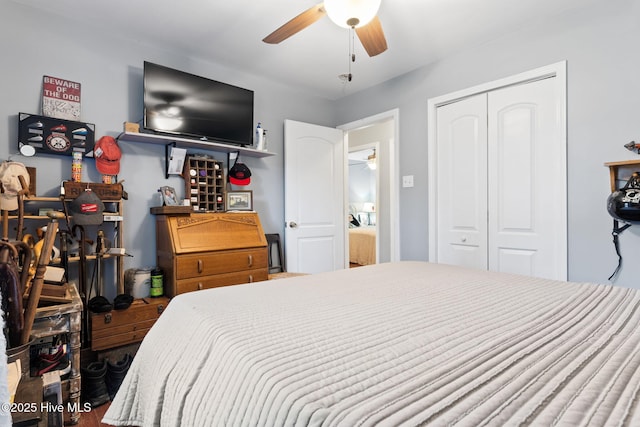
[
  {"xmin": 284, "ymin": 120, "xmax": 345, "ymax": 274},
  {"xmin": 436, "ymin": 94, "xmax": 488, "ymax": 270},
  {"xmin": 434, "ymin": 75, "xmax": 566, "ymax": 280},
  {"xmin": 488, "ymin": 78, "xmax": 565, "ymax": 279}
]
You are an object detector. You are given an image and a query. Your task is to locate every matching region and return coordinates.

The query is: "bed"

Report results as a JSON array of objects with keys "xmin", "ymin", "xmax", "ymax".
[
  {"xmin": 104, "ymin": 261, "xmax": 640, "ymax": 426},
  {"xmin": 349, "ymin": 226, "xmax": 376, "ymax": 265}
]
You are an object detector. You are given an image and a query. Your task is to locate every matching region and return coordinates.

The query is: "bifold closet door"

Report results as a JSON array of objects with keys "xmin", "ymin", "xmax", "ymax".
[
  {"xmin": 435, "ymin": 77, "xmax": 565, "ymax": 280},
  {"xmin": 487, "ymin": 78, "xmax": 564, "ymax": 279},
  {"xmin": 435, "ymin": 93, "xmax": 488, "ymax": 270}
]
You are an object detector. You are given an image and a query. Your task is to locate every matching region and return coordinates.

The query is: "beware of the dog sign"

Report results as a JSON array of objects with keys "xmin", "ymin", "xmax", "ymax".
[{"xmin": 42, "ymin": 75, "xmax": 81, "ymax": 120}]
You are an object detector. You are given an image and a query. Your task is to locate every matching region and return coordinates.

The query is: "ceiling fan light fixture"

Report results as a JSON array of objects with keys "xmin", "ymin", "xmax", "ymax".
[
  {"xmin": 157, "ymin": 104, "xmax": 181, "ymax": 117},
  {"xmin": 324, "ymin": 0, "xmax": 381, "ymax": 28}
]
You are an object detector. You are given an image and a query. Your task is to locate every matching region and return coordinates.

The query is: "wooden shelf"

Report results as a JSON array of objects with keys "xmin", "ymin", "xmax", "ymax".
[
  {"xmin": 25, "ymin": 196, "xmax": 61, "ymax": 202},
  {"xmin": 150, "ymin": 206, "xmax": 192, "ymax": 215},
  {"xmin": 605, "ymin": 159, "xmax": 640, "ymax": 192}
]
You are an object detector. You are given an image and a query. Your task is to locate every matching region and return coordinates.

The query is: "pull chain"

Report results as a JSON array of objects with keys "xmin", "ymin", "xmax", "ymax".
[{"xmin": 347, "ymin": 26, "xmax": 355, "ymax": 81}]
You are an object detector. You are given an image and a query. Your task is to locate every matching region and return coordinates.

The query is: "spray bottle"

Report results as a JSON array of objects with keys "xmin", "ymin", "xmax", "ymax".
[{"xmin": 256, "ymin": 122, "xmax": 264, "ymax": 150}]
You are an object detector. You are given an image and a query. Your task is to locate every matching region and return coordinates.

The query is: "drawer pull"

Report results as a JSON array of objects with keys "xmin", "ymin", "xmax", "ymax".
[
  {"xmin": 248, "ymin": 254, "xmax": 253, "ymax": 267},
  {"xmin": 198, "ymin": 282, "xmax": 203, "ymax": 290},
  {"xmin": 197, "ymin": 259, "xmax": 203, "ymax": 273},
  {"xmin": 103, "ymin": 313, "xmax": 112, "ymax": 324},
  {"xmin": 249, "ymin": 274, "xmax": 254, "ymax": 283}
]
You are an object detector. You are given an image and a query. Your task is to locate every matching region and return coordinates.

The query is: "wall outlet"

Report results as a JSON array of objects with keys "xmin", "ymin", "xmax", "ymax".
[{"xmin": 402, "ymin": 175, "xmax": 414, "ymax": 188}]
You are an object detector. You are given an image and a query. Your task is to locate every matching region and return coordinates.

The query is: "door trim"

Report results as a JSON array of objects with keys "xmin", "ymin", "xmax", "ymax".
[
  {"xmin": 339, "ymin": 108, "xmax": 401, "ymax": 263},
  {"xmin": 427, "ymin": 61, "xmax": 567, "ymax": 279}
]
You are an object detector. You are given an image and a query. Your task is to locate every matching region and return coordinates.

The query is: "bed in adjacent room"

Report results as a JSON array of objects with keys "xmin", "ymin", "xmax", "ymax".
[
  {"xmin": 103, "ymin": 261, "xmax": 640, "ymax": 426},
  {"xmin": 349, "ymin": 226, "xmax": 376, "ymax": 266}
]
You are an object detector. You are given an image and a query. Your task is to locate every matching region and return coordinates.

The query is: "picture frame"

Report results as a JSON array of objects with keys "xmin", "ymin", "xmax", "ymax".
[
  {"xmin": 160, "ymin": 185, "xmax": 179, "ymax": 206},
  {"xmin": 226, "ymin": 190, "xmax": 253, "ymax": 211}
]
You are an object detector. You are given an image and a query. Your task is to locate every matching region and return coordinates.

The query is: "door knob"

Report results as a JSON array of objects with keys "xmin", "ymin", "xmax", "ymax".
[{"xmin": 289, "ymin": 221, "xmax": 298, "ymax": 228}]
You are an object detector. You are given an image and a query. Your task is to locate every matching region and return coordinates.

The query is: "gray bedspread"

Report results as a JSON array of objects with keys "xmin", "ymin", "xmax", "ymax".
[{"xmin": 103, "ymin": 261, "xmax": 640, "ymax": 426}]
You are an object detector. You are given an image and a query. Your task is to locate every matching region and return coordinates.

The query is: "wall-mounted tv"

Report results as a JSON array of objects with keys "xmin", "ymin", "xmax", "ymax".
[{"xmin": 143, "ymin": 61, "xmax": 254, "ymax": 147}]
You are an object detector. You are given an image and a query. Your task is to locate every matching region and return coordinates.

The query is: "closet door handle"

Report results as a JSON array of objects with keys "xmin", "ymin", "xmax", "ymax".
[
  {"xmin": 197, "ymin": 259, "xmax": 203, "ymax": 273},
  {"xmin": 247, "ymin": 254, "xmax": 253, "ymax": 267}
]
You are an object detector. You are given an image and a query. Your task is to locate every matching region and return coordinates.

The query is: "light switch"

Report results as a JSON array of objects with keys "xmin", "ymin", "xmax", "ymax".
[{"xmin": 402, "ymin": 175, "xmax": 414, "ymax": 188}]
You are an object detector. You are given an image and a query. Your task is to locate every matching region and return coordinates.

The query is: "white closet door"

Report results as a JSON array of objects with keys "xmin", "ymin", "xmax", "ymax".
[
  {"xmin": 436, "ymin": 94, "xmax": 488, "ymax": 270},
  {"xmin": 434, "ymin": 76, "xmax": 566, "ymax": 280},
  {"xmin": 488, "ymin": 77, "xmax": 565, "ymax": 279}
]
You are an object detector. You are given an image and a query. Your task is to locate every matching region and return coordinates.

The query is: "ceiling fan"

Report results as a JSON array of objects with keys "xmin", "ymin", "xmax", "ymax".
[{"xmin": 263, "ymin": 0, "xmax": 388, "ymax": 57}]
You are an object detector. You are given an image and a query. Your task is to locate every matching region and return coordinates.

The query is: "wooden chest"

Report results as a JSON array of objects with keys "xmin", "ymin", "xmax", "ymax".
[
  {"xmin": 155, "ymin": 212, "xmax": 269, "ymax": 297},
  {"xmin": 90, "ymin": 297, "xmax": 169, "ymax": 351}
]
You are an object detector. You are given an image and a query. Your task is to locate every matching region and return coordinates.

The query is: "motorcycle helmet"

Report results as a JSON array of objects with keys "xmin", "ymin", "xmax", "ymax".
[{"xmin": 607, "ymin": 172, "xmax": 640, "ymax": 224}]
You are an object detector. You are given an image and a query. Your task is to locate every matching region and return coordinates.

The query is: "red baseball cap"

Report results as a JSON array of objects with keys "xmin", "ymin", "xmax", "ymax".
[{"xmin": 94, "ymin": 136, "xmax": 122, "ymax": 175}]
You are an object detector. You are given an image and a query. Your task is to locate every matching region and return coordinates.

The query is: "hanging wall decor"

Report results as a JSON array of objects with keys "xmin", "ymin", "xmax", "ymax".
[
  {"xmin": 42, "ymin": 76, "xmax": 81, "ymax": 120},
  {"xmin": 18, "ymin": 113, "xmax": 95, "ymax": 157}
]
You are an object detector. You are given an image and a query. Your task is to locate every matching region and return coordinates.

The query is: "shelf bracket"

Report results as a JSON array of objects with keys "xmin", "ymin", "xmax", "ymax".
[{"xmin": 164, "ymin": 141, "xmax": 177, "ymax": 179}]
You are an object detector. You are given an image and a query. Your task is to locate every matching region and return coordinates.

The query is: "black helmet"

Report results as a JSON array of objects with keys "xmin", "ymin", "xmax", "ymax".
[{"xmin": 607, "ymin": 172, "xmax": 640, "ymax": 224}]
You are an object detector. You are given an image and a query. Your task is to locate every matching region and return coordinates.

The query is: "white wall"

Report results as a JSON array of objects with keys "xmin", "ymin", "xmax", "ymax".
[
  {"xmin": 0, "ymin": 1, "xmax": 334, "ymax": 298},
  {"xmin": 333, "ymin": 0, "xmax": 640, "ymax": 288}
]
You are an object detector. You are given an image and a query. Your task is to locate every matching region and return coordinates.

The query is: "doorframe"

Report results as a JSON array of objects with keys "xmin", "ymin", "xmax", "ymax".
[
  {"xmin": 427, "ymin": 61, "xmax": 567, "ymax": 277},
  {"xmin": 339, "ymin": 108, "xmax": 401, "ymax": 263}
]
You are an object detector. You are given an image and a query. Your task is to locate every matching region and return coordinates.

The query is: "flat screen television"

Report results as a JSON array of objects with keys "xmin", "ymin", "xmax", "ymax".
[{"xmin": 143, "ymin": 61, "xmax": 254, "ymax": 146}]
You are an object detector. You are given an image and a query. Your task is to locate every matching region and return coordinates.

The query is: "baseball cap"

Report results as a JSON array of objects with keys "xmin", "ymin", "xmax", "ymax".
[
  {"xmin": 94, "ymin": 136, "xmax": 122, "ymax": 175},
  {"xmin": 0, "ymin": 161, "xmax": 30, "ymax": 211},
  {"xmin": 69, "ymin": 190, "xmax": 104, "ymax": 225},
  {"xmin": 229, "ymin": 162, "xmax": 251, "ymax": 186}
]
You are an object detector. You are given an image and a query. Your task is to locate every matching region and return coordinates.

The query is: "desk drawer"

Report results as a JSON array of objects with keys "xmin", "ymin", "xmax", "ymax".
[
  {"xmin": 175, "ymin": 268, "xmax": 268, "ymax": 294},
  {"xmin": 90, "ymin": 297, "xmax": 169, "ymax": 350},
  {"xmin": 91, "ymin": 327, "xmax": 153, "ymax": 351},
  {"xmin": 175, "ymin": 248, "xmax": 268, "ymax": 279}
]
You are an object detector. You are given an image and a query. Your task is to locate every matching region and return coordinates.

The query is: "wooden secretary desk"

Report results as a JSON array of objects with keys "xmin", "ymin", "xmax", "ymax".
[{"xmin": 155, "ymin": 211, "xmax": 269, "ymax": 297}]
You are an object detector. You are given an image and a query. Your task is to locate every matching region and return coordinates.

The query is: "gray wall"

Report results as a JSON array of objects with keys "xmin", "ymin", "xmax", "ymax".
[
  {"xmin": 3, "ymin": 0, "xmax": 640, "ymax": 292},
  {"xmin": 1, "ymin": 1, "xmax": 334, "ymax": 298},
  {"xmin": 333, "ymin": 0, "xmax": 640, "ymax": 288}
]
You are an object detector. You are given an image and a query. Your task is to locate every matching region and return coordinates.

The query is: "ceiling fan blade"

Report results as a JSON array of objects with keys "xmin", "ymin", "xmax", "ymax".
[
  {"xmin": 263, "ymin": 3, "xmax": 326, "ymax": 44},
  {"xmin": 355, "ymin": 16, "xmax": 388, "ymax": 57}
]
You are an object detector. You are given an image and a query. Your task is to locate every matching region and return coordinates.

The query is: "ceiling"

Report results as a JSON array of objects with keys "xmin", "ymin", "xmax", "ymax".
[
  {"xmin": 13, "ymin": 0, "xmax": 603, "ymax": 100},
  {"xmin": 348, "ymin": 147, "xmax": 375, "ymax": 165}
]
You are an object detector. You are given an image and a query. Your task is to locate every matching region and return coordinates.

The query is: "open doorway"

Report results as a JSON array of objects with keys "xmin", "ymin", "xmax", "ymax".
[
  {"xmin": 348, "ymin": 145, "xmax": 378, "ymax": 267},
  {"xmin": 341, "ymin": 108, "xmax": 399, "ymax": 266}
]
